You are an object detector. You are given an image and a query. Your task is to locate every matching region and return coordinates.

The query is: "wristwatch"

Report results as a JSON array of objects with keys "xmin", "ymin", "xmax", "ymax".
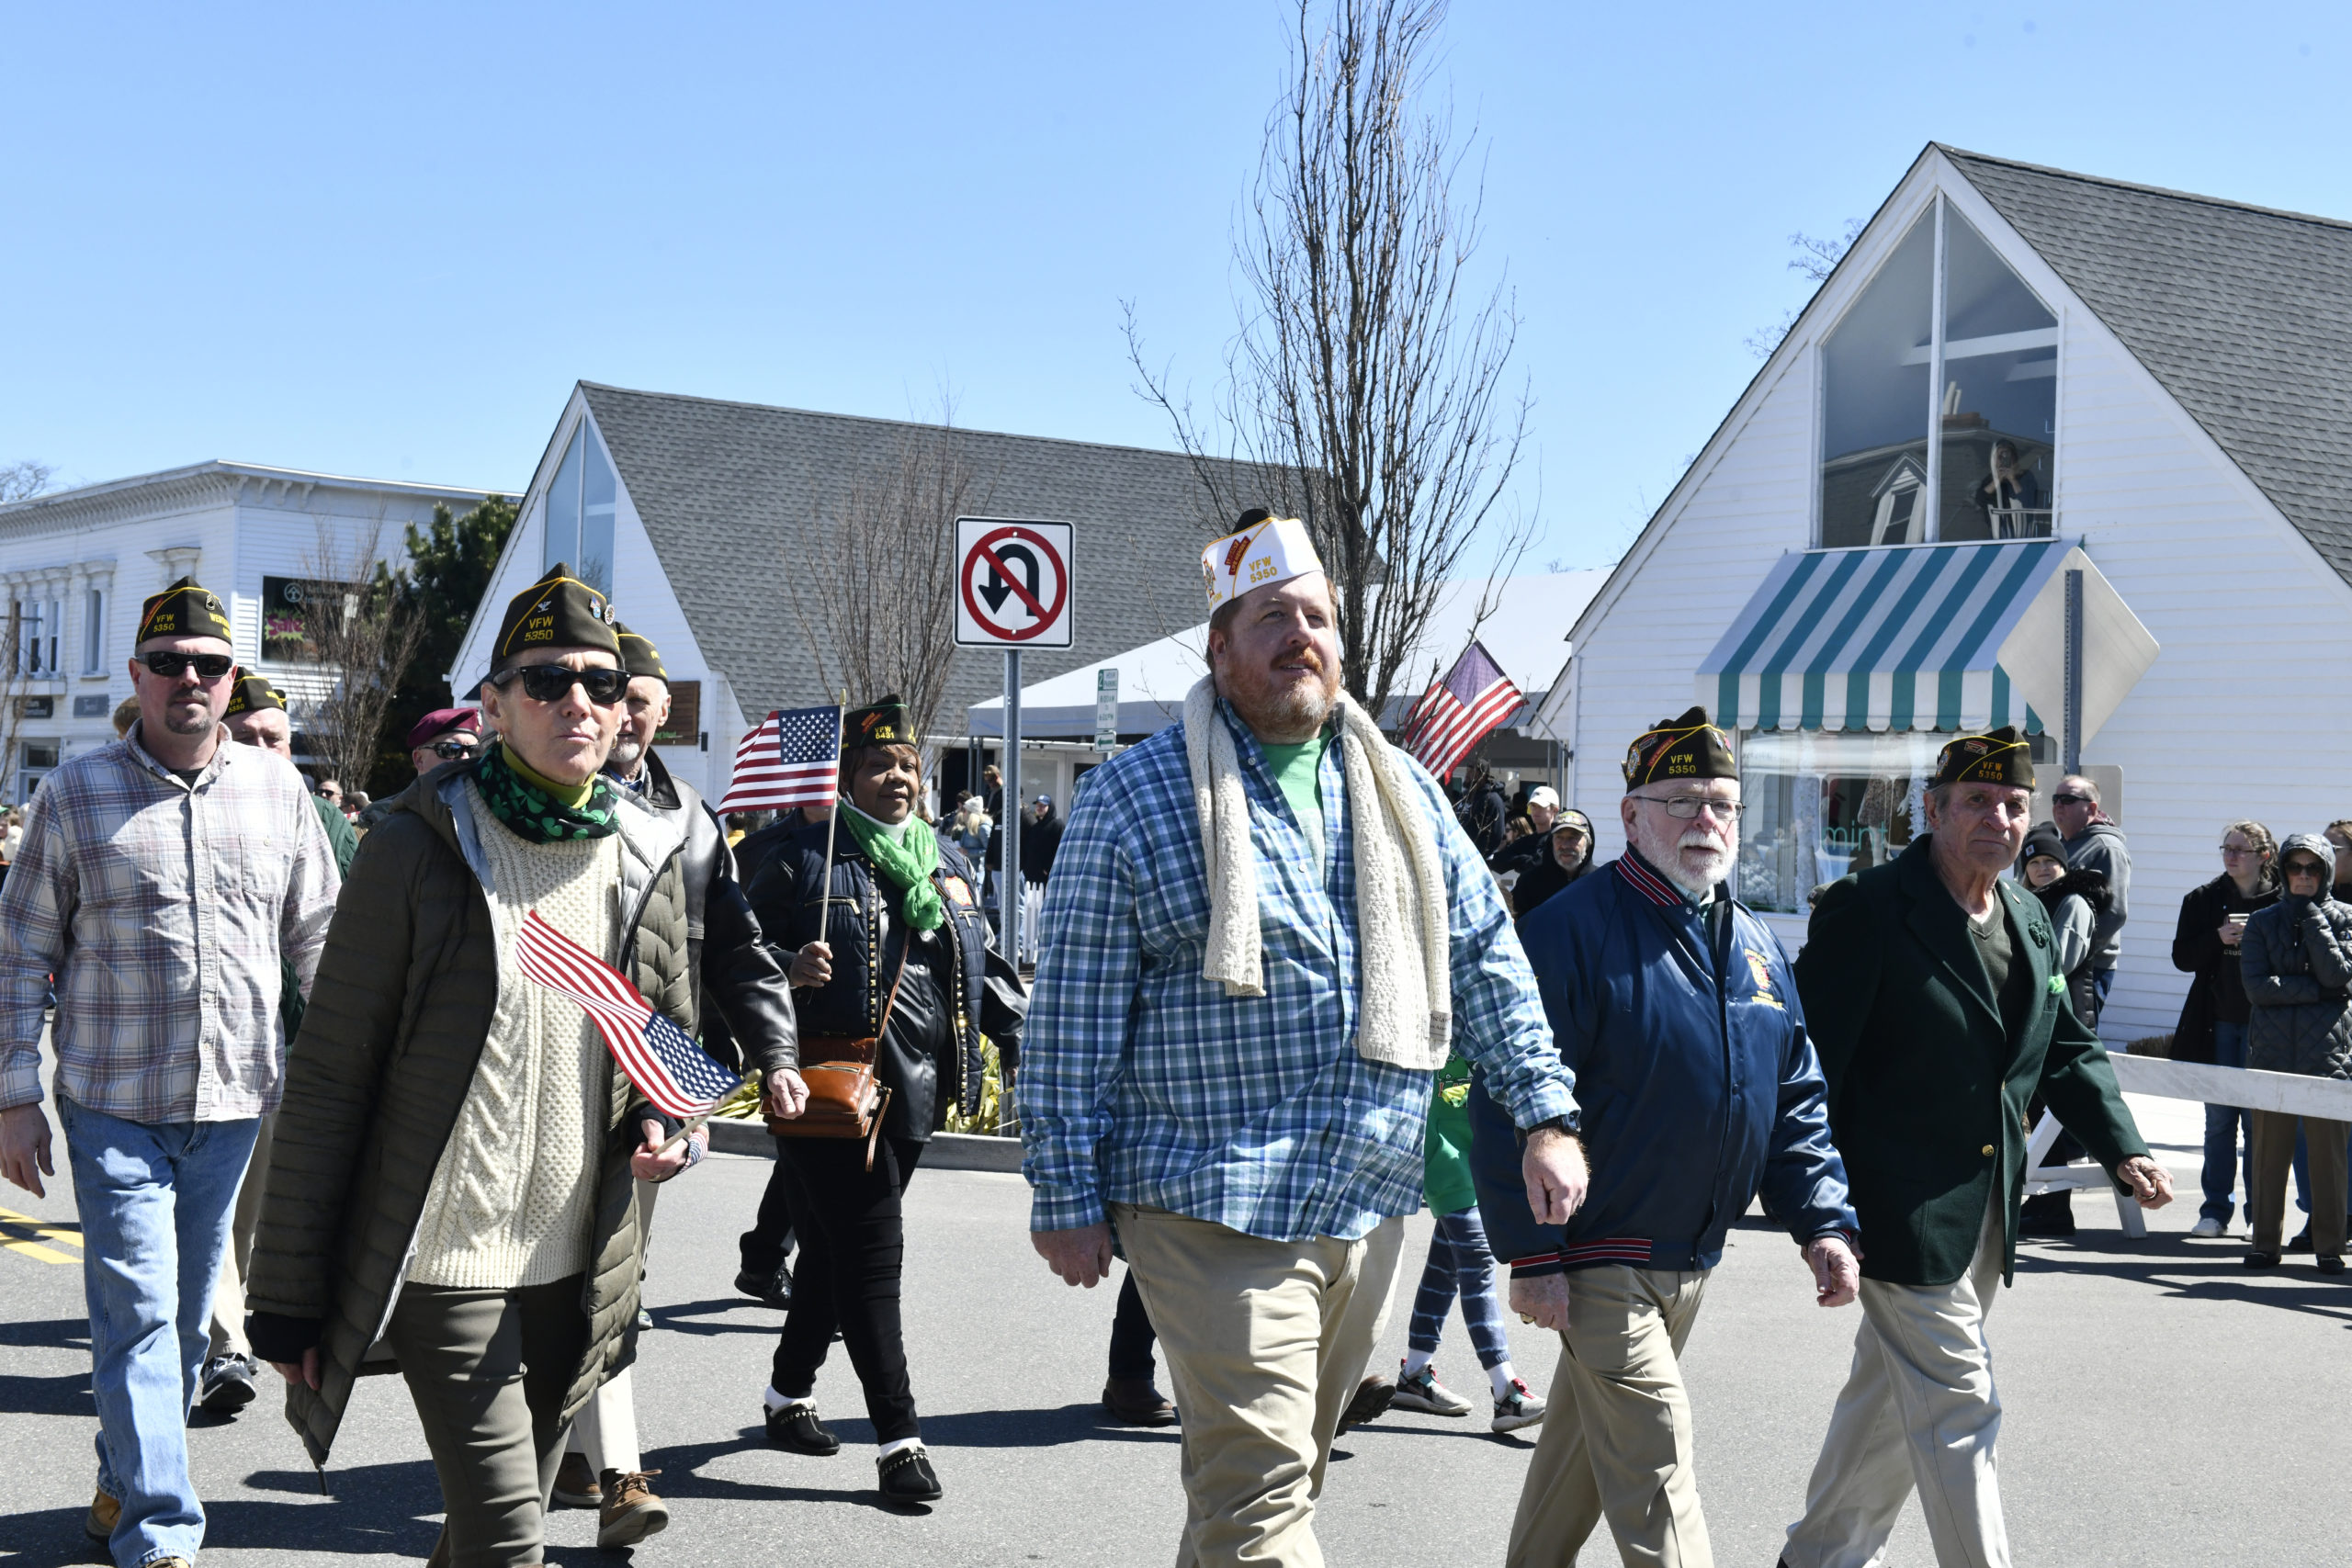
[{"xmin": 1521, "ymin": 1115, "xmax": 1576, "ymax": 1141}]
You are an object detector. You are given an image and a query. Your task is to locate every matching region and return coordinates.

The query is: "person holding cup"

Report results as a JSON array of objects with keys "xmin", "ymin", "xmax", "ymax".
[{"xmin": 2172, "ymin": 821, "xmax": 2278, "ymax": 1238}]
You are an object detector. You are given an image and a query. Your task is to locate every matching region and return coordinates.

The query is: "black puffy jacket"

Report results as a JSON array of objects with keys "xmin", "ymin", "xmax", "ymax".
[{"xmin": 2242, "ymin": 835, "xmax": 2352, "ymax": 1079}]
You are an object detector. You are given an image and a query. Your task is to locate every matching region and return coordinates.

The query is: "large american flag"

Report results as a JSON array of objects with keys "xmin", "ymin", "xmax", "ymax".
[
  {"xmin": 514, "ymin": 909, "xmax": 741, "ymax": 1119},
  {"xmin": 1401, "ymin": 640, "xmax": 1524, "ymax": 782},
  {"xmin": 716, "ymin": 704, "xmax": 842, "ymax": 815}
]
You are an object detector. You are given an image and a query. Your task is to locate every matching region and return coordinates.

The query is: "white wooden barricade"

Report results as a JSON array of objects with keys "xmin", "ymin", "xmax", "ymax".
[{"xmin": 2025, "ymin": 1053, "xmax": 2352, "ymax": 1237}]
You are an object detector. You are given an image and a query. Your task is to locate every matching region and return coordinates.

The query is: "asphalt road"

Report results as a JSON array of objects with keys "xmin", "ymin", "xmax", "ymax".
[{"xmin": 4, "ymin": 1096, "xmax": 2346, "ymax": 1567}]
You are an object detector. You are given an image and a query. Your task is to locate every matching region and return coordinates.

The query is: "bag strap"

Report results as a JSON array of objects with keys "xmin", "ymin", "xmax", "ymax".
[{"xmin": 864, "ymin": 917, "xmax": 912, "ymax": 1066}]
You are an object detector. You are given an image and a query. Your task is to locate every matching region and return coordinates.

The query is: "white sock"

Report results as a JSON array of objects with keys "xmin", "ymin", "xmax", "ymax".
[
  {"xmin": 1402, "ymin": 1348, "xmax": 1435, "ymax": 1378},
  {"xmin": 879, "ymin": 1436, "xmax": 924, "ymax": 1460},
  {"xmin": 763, "ymin": 1385, "xmax": 815, "ymax": 1415},
  {"xmin": 1488, "ymin": 1362, "xmax": 1520, "ymax": 1401}
]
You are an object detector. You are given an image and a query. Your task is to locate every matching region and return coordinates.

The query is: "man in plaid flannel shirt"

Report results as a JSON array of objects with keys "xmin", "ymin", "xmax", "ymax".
[
  {"xmin": 0, "ymin": 577, "xmax": 339, "ymax": 1568},
  {"xmin": 1021, "ymin": 513, "xmax": 1584, "ymax": 1567}
]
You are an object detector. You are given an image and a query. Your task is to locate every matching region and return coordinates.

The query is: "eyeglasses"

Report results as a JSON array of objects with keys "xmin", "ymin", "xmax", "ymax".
[
  {"xmin": 2052, "ymin": 792, "xmax": 2092, "ymax": 807},
  {"xmin": 2219, "ymin": 845, "xmax": 2259, "ymax": 859},
  {"xmin": 432, "ymin": 737, "xmax": 482, "ymax": 761},
  {"xmin": 490, "ymin": 665, "xmax": 628, "ymax": 705},
  {"xmin": 1638, "ymin": 795, "xmax": 1745, "ymax": 821},
  {"xmin": 140, "ymin": 652, "xmax": 234, "ymax": 682}
]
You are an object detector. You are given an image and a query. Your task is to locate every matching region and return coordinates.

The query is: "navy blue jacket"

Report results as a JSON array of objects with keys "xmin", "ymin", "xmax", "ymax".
[{"xmin": 1471, "ymin": 851, "xmax": 1857, "ymax": 1277}]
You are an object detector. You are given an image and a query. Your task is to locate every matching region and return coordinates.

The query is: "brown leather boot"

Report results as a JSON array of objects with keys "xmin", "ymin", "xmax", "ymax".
[
  {"xmin": 85, "ymin": 1486, "xmax": 120, "ymax": 1540},
  {"xmin": 596, "ymin": 1468, "xmax": 670, "ymax": 1548},
  {"xmin": 550, "ymin": 1450, "xmax": 602, "ymax": 1508},
  {"xmin": 1102, "ymin": 1377, "xmax": 1178, "ymax": 1426}
]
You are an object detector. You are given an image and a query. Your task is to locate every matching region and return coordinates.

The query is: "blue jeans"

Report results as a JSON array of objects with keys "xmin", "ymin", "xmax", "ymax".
[
  {"xmin": 59, "ymin": 1097, "xmax": 260, "ymax": 1568},
  {"xmin": 2201, "ymin": 1022, "xmax": 2256, "ymax": 1224}
]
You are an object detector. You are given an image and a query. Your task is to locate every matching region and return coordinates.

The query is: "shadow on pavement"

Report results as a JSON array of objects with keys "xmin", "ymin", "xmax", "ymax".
[
  {"xmin": 0, "ymin": 1369, "xmax": 91, "ymax": 1419},
  {"xmin": 0, "ymin": 1504, "xmax": 108, "ymax": 1568},
  {"xmin": 650, "ymin": 1425, "xmax": 924, "ymax": 1514},
  {"xmin": 0, "ymin": 1316, "xmax": 90, "ymax": 1352},
  {"xmin": 647, "ymin": 1297, "xmax": 783, "ymax": 1337},
  {"xmin": 2015, "ymin": 1244, "xmax": 2352, "ymax": 1321}
]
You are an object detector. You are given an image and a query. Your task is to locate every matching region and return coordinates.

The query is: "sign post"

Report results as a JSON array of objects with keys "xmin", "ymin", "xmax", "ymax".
[
  {"xmin": 1094, "ymin": 667, "xmax": 1120, "ymax": 754},
  {"xmin": 953, "ymin": 516, "xmax": 1075, "ymax": 969}
]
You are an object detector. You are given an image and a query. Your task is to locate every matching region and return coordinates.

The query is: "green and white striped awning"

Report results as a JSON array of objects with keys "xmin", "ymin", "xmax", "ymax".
[{"xmin": 1698, "ymin": 539, "xmax": 2158, "ymax": 737}]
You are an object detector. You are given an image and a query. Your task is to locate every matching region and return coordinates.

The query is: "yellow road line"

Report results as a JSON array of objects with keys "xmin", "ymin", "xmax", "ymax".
[
  {"xmin": 0, "ymin": 1205, "xmax": 84, "ymax": 1254},
  {"xmin": 0, "ymin": 1232, "xmax": 77, "ymax": 1265}
]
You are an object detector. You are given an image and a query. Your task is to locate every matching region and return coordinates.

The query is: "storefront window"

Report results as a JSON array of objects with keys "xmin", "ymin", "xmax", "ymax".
[
  {"xmin": 1936, "ymin": 209, "xmax": 2058, "ymax": 541},
  {"xmin": 1819, "ymin": 212, "xmax": 1933, "ymax": 549},
  {"xmin": 1737, "ymin": 729, "xmax": 1945, "ymax": 913}
]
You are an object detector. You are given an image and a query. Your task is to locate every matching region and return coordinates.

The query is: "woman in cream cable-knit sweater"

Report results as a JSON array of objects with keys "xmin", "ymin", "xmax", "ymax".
[{"xmin": 244, "ymin": 568, "xmax": 805, "ymax": 1568}]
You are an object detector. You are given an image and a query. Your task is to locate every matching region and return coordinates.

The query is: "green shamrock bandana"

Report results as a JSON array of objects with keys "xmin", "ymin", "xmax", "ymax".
[
  {"xmin": 838, "ymin": 801, "xmax": 944, "ymax": 932},
  {"xmin": 474, "ymin": 742, "xmax": 620, "ymax": 843}
]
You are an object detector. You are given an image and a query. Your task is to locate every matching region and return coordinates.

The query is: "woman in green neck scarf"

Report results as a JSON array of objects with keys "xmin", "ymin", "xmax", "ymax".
[{"xmin": 474, "ymin": 652, "xmax": 628, "ymax": 843}]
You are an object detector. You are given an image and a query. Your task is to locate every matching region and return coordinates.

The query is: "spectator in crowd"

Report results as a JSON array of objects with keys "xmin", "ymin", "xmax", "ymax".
[
  {"xmin": 1023, "ymin": 511, "xmax": 1581, "ymax": 1566},
  {"xmin": 952, "ymin": 793, "xmax": 993, "ymax": 868},
  {"xmin": 745, "ymin": 696, "xmax": 1025, "ymax": 1505},
  {"xmin": 2175, "ymin": 821, "xmax": 2279, "ymax": 1239},
  {"xmin": 111, "ymin": 694, "xmax": 141, "ymax": 738},
  {"xmin": 1510, "ymin": 808, "xmax": 1597, "ymax": 920},
  {"xmin": 2016, "ymin": 823, "xmax": 2112, "ymax": 1237},
  {"xmin": 1021, "ymin": 793, "xmax": 1063, "ymax": 886},
  {"xmin": 1455, "ymin": 758, "xmax": 1510, "ymax": 859},
  {"xmin": 314, "ymin": 777, "xmax": 343, "ymax": 813},
  {"xmin": 2052, "ymin": 773, "xmax": 2131, "ymax": 1010},
  {"xmin": 0, "ymin": 806, "xmax": 21, "ymax": 897},
  {"xmin": 341, "ymin": 790, "xmax": 368, "ymax": 822},
  {"xmin": 982, "ymin": 762, "xmax": 1004, "ymax": 822},
  {"xmin": 198, "ymin": 674, "xmax": 360, "ymax": 1417},
  {"xmin": 244, "ymin": 565, "xmax": 806, "ymax": 1568},
  {"xmin": 1484, "ymin": 707, "xmax": 1857, "ymax": 1566},
  {"xmin": 1391, "ymin": 1048, "xmax": 1544, "ymax": 1434},
  {"xmin": 2238, "ymin": 834, "xmax": 2352, "ymax": 1272},
  {"xmin": 360, "ymin": 707, "xmax": 485, "ymax": 829},
  {"xmin": 1782, "ymin": 728, "xmax": 2166, "ymax": 1568},
  {"xmin": 2331, "ymin": 820, "xmax": 2352, "ymax": 899},
  {"xmin": 0, "ymin": 577, "xmax": 340, "ymax": 1568}
]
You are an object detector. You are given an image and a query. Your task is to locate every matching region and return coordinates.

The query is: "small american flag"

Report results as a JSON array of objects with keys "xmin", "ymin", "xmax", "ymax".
[
  {"xmin": 514, "ymin": 909, "xmax": 741, "ymax": 1119},
  {"xmin": 1401, "ymin": 640, "xmax": 1524, "ymax": 782},
  {"xmin": 717, "ymin": 704, "xmax": 842, "ymax": 815}
]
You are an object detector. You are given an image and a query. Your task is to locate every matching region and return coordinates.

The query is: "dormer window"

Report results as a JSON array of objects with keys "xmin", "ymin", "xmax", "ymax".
[
  {"xmin": 1819, "ymin": 197, "xmax": 2059, "ymax": 547},
  {"xmin": 542, "ymin": 420, "xmax": 619, "ymax": 594}
]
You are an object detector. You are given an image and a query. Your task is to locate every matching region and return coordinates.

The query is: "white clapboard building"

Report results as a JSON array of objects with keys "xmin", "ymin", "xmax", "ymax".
[
  {"xmin": 0, "ymin": 461, "xmax": 488, "ymax": 799},
  {"xmin": 1534, "ymin": 143, "xmax": 2352, "ymax": 1043}
]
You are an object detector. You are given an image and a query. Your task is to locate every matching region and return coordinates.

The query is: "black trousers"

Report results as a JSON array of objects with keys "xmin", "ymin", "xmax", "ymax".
[
  {"xmin": 770, "ymin": 1134, "xmax": 924, "ymax": 1443},
  {"xmin": 739, "ymin": 1138, "xmax": 797, "ymax": 1280},
  {"xmin": 1107, "ymin": 1267, "xmax": 1159, "ymax": 1381}
]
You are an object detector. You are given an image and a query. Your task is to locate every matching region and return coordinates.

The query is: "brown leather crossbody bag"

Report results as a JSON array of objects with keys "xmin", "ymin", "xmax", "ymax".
[{"xmin": 767, "ymin": 940, "xmax": 905, "ymax": 1170}]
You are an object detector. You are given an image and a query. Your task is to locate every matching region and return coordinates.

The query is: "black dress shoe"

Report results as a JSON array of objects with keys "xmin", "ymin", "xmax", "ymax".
[
  {"xmin": 2288, "ymin": 1225, "xmax": 2315, "ymax": 1254},
  {"xmin": 2245, "ymin": 1250, "xmax": 2282, "ymax": 1269},
  {"xmin": 1102, "ymin": 1377, "xmax": 1179, "ymax": 1427},
  {"xmin": 735, "ymin": 1266, "xmax": 792, "ymax": 1309},
  {"xmin": 876, "ymin": 1444, "xmax": 943, "ymax": 1505},
  {"xmin": 2320, "ymin": 1254, "xmax": 2346, "ymax": 1275},
  {"xmin": 766, "ymin": 1404, "xmax": 840, "ymax": 1455}
]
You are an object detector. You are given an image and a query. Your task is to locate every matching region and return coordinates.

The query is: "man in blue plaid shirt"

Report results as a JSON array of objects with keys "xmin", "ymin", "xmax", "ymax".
[{"xmin": 1022, "ymin": 512, "xmax": 1583, "ymax": 1568}]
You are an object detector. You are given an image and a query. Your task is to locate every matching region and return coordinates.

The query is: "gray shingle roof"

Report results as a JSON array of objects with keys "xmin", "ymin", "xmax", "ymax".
[
  {"xmin": 578, "ymin": 383, "xmax": 1238, "ymax": 728},
  {"xmin": 1943, "ymin": 146, "xmax": 2352, "ymax": 584}
]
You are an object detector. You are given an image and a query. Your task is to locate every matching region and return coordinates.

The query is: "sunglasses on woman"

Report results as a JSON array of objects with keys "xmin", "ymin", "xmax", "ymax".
[
  {"xmin": 489, "ymin": 664, "xmax": 629, "ymax": 705},
  {"xmin": 140, "ymin": 651, "xmax": 234, "ymax": 681}
]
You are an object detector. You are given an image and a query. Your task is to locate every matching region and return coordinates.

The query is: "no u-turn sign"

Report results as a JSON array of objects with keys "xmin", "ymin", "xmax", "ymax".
[{"xmin": 953, "ymin": 517, "xmax": 1074, "ymax": 648}]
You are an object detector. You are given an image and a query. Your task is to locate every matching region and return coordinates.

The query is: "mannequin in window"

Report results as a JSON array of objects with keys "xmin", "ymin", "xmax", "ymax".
[{"xmin": 1975, "ymin": 440, "xmax": 2045, "ymax": 536}]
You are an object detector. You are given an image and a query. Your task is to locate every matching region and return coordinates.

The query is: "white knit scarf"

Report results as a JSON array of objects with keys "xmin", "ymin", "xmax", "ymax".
[{"xmin": 1182, "ymin": 676, "xmax": 1452, "ymax": 1071}]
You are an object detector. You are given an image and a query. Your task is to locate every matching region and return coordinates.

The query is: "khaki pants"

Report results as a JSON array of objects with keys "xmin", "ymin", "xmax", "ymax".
[
  {"xmin": 207, "ymin": 1111, "xmax": 275, "ymax": 1360},
  {"xmin": 1506, "ymin": 1266, "xmax": 1713, "ymax": 1568},
  {"xmin": 2250, "ymin": 1111, "xmax": 2348, "ymax": 1256},
  {"xmin": 1114, "ymin": 1203, "xmax": 1405, "ymax": 1568},
  {"xmin": 1782, "ymin": 1203, "xmax": 2007, "ymax": 1568}
]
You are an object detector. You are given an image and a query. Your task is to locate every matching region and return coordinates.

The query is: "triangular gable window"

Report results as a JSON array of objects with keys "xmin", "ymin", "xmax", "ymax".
[
  {"xmin": 542, "ymin": 419, "xmax": 619, "ymax": 594},
  {"xmin": 1820, "ymin": 197, "xmax": 2057, "ymax": 547}
]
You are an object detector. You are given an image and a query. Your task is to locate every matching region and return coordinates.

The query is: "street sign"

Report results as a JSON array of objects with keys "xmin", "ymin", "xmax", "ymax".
[
  {"xmin": 1094, "ymin": 667, "xmax": 1120, "ymax": 752},
  {"xmin": 955, "ymin": 517, "xmax": 1074, "ymax": 649}
]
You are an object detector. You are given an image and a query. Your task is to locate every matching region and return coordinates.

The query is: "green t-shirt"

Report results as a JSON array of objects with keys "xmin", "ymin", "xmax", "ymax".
[
  {"xmin": 1424, "ymin": 1049, "xmax": 1477, "ymax": 1214},
  {"xmin": 1259, "ymin": 727, "xmax": 1333, "ymax": 862}
]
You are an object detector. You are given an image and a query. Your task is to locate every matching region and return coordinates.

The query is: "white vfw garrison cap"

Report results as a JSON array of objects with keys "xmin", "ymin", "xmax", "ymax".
[{"xmin": 1201, "ymin": 509, "xmax": 1325, "ymax": 611}]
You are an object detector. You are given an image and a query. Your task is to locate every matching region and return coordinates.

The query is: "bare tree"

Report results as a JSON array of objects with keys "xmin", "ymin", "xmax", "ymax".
[
  {"xmin": 1126, "ymin": 0, "xmax": 1533, "ymax": 722},
  {"xmin": 791, "ymin": 409, "xmax": 996, "ymax": 759},
  {"xmin": 296, "ymin": 519, "xmax": 425, "ymax": 794},
  {"xmin": 0, "ymin": 461, "xmax": 56, "ymax": 505},
  {"xmin": 0, "ymin": 603, "xmax": 30, "ymax": 803},
  {"xmin": 1745, "ymin": 218, "xmax": 1865, "ymax": 358}
]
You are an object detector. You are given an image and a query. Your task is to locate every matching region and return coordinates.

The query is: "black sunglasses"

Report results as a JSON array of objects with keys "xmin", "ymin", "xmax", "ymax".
[
  {"xmin": 141, "ymin": 651, "xmax": 234, "ymax": 682},
  {"xmin": 491, "ymin": 664, "xmax": 628, "ymax": 705},
  {"xmin": 2052, "ymin": 792, "xmax": 2091, "ymax": 806},
  {"xmin": 432, "ymin": 737, "xmax": 482, "ymax": 760}
]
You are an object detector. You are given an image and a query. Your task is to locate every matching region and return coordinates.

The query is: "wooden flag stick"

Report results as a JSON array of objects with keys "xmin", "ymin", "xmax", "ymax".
[
  {"xmin": 656, "ymin": 1108, "xmax": 715, "ymax": 1155},
  {"xmin": 817, "ymin": 691, "xmax": 847, "ymax": 926}
]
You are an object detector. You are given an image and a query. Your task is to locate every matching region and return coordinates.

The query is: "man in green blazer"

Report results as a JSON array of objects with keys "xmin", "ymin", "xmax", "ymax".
[{"xmin": 1778, "ymin": 728, "xmax": 2172, "ymax": 1568}]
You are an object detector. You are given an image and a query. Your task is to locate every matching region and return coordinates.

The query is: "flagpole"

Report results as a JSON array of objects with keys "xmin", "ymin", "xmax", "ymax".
[
  {"xmin": 656, "ymin": 1109, "xmax": 714, "ymax": 1155},
  {"xmin": 817, "ymin": 689, "xmax": 846, "ymax": 933}
]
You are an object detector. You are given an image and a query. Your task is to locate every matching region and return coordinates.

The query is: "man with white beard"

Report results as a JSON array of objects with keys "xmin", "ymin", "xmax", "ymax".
[{"xmin": 1469, "ymin": 706, "xmax": 1861, "ymax": 1568}]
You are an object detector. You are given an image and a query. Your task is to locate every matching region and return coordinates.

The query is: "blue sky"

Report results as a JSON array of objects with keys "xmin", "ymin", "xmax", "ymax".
[{"xmin": 5, "ymin": 2, "xmax": 2347, "ymax": 569}]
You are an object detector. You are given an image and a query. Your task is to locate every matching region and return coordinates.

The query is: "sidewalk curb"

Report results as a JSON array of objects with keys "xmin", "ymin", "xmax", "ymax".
[{"xmin": 707, "ymin": 1118, "xmax": 1023, "ymax": 1173}]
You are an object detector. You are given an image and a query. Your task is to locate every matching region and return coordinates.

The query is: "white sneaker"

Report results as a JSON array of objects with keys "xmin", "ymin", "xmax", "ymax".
[
  {"xmin": 1392, "ymin": 1362, "xmax": 1474, "ymax": 1416},
  {"xmin": 1492, "ymin": 1377, "xmax": 1545, "ymax": 1433},
  {"xmin": 2188, "ymin": 1216, "xmax": 2226, "ymax": 1239}
]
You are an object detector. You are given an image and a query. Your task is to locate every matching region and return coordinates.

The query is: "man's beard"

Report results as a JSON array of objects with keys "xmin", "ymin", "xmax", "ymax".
[
  {"xmin": 608, "ymin": 731, "xmax": 646, "ymax": 774},
  {"xmin": 1222, "ymin": 649, "xmax": 1340, "ymax": 738},
  {"xmin": 1629, "ymin": 814, "xmax": 1735, "ymax": 899},
  {"xmin": 161, "ymin": 700, "xmax": 215, "ymax": 738}
]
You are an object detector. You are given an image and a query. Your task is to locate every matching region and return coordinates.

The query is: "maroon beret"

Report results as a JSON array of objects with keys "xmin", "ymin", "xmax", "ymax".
[{"xmin": 405, "ymin": 707, "xmax": 482, "ymax": 750}]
